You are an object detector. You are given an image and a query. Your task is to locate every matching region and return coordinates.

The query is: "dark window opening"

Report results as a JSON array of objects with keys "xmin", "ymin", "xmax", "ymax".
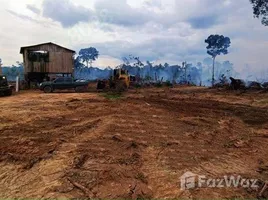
[
  {"xmin": 28, "ymin": 51, "xmax": 49, "ymax": 62},
  {"xmin": 54, "ymin": 78, "xmax": 65, "ymax": 83},
  {"xmin": 121, "ymin": 70, "xmax": 127, "ymax": 75},
  {"xmin": 64, "ymin": 77, "xmax": 73, "ymax": 82}
]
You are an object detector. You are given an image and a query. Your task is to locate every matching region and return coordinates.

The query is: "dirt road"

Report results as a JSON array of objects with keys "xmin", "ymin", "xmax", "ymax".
[{"xmin": 0, "ymin": 87, "xmax": 268, "ymax": 198}]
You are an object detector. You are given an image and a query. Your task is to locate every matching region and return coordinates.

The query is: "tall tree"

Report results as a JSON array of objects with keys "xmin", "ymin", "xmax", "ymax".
[
  {"xmin": 205, "ymin": 34, "xmax": 231, "ymax": 86},
  {"xmin": 78, "ymin": 47, "xmax": 99, "ymax": 67},
  {"xmin": 250, "ymin": 0, "xmax": 268, "ymax": 26}
]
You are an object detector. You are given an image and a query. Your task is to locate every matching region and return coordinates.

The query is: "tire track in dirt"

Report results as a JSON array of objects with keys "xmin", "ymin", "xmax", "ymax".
[
  {"xmin": 124, "ymin": 97, "xmax": 267, "ymax": 199},
  {"xmin": 59, "ymin": 102, "xmax": 154, "ymax": 199},
  {"xmin": 0, "ymin": 117, "xmax": 112, "ymax": 198},
  {"xmin": 61, "ymin": 98, "xmax": 197, "ymax": 198}
]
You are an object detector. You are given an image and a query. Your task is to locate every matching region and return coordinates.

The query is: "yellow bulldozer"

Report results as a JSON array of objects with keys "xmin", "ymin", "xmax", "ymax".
[{"xmin": 97, "ymin": 68, "xmax": 130, "ymax": 92}]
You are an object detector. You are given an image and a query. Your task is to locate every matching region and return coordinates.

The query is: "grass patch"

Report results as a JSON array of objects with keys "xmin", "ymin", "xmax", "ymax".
[{"xmin": 102, "ymin": 92, "xmax": 122, "ymax": 100}]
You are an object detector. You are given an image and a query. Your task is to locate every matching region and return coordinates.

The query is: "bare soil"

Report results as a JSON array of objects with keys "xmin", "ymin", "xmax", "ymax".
[{"xmin": 0, "ymin": 86, "xmax": 268, "ymax": 199}]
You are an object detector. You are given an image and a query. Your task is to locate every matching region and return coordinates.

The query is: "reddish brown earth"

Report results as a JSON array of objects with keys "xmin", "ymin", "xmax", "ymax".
[{"xmin": 0, "ymin": 86, "xmax": 268, "ymax": 199}]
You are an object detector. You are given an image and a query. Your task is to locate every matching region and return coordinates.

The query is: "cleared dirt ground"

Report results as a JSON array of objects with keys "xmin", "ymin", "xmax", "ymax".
[{"xmin": 0, "ymin": 86, "xmax": 268, "ymax": 199}]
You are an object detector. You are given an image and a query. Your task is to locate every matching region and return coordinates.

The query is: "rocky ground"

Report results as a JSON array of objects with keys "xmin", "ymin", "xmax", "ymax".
[{"xmin": 0, "ymin": 86, "xmax": 268, "ymax": 199}]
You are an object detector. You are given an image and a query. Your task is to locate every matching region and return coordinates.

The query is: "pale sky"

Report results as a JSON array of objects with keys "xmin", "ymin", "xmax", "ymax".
[{"xmin": 0, "ymin": 0, "xmax": 268, "ymax": 77}]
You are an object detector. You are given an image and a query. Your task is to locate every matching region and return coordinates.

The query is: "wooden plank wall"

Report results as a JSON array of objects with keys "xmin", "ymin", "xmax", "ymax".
[{"xmin": 23, "ymin": 44, "xmax": 74, "ymax": 74}]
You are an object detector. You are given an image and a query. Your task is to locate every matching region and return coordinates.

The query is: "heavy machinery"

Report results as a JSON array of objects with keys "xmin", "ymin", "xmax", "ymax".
[
  {"xmin": 97, "ymin": 68, "xmax": 130, "ymax": 92},
  {"xmin": 0, "ymin": 75, "xmax": 12, "ymax": 96}
]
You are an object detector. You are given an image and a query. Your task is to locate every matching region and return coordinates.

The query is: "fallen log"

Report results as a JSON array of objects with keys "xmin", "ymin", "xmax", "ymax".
[{"xmin": 67, "ymin": 177, "xmax": 94, "ymax": 198}]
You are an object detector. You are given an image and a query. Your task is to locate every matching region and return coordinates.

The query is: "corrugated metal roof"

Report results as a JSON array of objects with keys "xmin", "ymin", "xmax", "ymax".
[{"xmin": 20, "ymin": 42, "xmax": 76, "ymax": 54}]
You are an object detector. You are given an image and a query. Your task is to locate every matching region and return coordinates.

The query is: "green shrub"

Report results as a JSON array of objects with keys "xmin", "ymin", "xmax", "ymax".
[{"xmin": 102, "ymin": 92, "xmax": 122, "ymax": 100}]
